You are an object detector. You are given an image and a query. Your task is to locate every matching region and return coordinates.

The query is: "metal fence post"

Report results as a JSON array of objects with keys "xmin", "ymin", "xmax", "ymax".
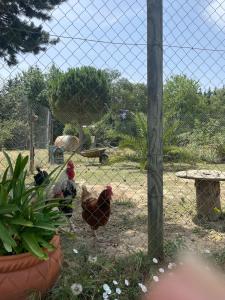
[{"xmin": 147, "ymin": 0, "xmax": 164, "ymax": 260}]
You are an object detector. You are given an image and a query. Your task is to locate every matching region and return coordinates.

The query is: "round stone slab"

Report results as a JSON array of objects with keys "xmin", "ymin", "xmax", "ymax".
[{"xmin": 176, "ymin": 170, "xmax": 225, "ymax": 181}]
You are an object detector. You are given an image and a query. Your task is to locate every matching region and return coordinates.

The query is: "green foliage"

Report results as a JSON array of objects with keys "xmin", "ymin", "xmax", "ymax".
[
  {"xmin": 63, "ymin": 124, "xmax": 78, "ymax": 136},
  {"xmin": 164, "ymin": 236, "xmax": 186, "ymax": 258},
  {"xmin": 163, "ymin": 146, "xmax": 197, "ymax": 163},
  {"xmin": 82, "ymin": 127, "xmax": 92, "ymax": 150},
  {"xmin": 0, "ymin": 152, "xmax": 65, "ymax": 259},
  {"xmin": 186, "ymin": 118, "xmax": 225, "ymax": 161},
  {"xmin": 164, "ymin": 75, "xmax": 203, "ymax": 135},
  {"xmin": 49, "ymin": 66, "xmax": 111, "ymax": 125},
  {"xmin": 22, "ymin": 67, "xmax": 48, "ymax": 107},
  {"xmin": 117, "ymin": 113, "xmax": 148, "ymax": 169},
  {"xmin": 0, "ymin": 120, "xmax": 28, "ymax": 149},
  {"xmin": 111, "ymin": 78, "xmax": 147, "ymax": 113},
  {"xmin": 0, "ymin": 0, "xmax": 66, "ymax": 65}
]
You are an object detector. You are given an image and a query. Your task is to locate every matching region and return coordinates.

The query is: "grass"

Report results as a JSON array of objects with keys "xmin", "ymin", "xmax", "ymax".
[
  {"xmin": 46, "ymin": 237, "xmax": 157, "ymax": 300},
  {"xmin": 2, "ymin": 149, "xmax": 225, "ymax": 298}
]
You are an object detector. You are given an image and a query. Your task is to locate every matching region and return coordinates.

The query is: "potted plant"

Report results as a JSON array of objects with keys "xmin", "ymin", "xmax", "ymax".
[{"xmin": 0, "ymin": 152, "xmax": 66, "ymax": 300}]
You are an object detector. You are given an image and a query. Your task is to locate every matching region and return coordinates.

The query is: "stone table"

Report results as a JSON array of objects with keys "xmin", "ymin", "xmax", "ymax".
[{"xmin": 176, "ymin": 170, "xmax": 225, "ymax": 220}]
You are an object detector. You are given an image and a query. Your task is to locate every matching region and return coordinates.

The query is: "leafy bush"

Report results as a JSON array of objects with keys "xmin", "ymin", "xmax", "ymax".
[
  {"xmin": 63, "ymin": 123, "xmax": 78, "ymax": 136},
  {"xmin": 0, "ymin": 152, "xmax": 65, "ymax": 260},
  {"xmin": 82, "ymin": 127, "xmax": 92, "ymax": 150},
  {"xmin": 118, "ymin": 113, "xmax": 147, "ymax": 169},
  {"xmin": 163, "ymin": 146, "xmax": 197, "ymax": 163},
  {"xmin": 0, "ymin": 120, "xmax": 28, "ymax": 149}
]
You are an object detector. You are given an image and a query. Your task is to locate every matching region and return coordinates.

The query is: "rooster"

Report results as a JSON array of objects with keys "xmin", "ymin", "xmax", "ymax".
[
  {"xmin": 81, "ymin": 185, "xmax": 113, "ymax": 241},
  {"xmin": 35, "ymin": 161, "xmax": 77, "ymax": 231},
  {"xmin": 34, "ymin": 167, "xmax": 50, "ymax": 186},
  {"xmin": 53, "ymin": 160, "xmax": 76, "ymax": 219}
]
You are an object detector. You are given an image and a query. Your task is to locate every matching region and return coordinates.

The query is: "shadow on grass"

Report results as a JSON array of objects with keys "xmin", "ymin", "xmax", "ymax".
[
  {"xmin": 164, "ymin": 162, "xmax": 197, "ymax": 173},
  {"xmin": 192, "ymin": 215, "xmax": 225, "ymax": 233}
]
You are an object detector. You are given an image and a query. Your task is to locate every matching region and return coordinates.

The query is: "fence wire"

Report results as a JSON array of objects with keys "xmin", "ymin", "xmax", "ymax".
[{"xmin": 1, "ymin": 0, "xmax": 225, "ymax": 299}]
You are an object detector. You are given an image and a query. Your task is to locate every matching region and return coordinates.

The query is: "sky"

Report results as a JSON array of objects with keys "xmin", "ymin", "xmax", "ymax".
[{"xmin": 1, "ymin": 0, "xmax": 225, "ymax": 90}]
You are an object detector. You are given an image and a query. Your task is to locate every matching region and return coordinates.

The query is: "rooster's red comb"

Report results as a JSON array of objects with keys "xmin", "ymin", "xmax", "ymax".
[{"xmin": 67, "ymin": 160, "xmax": 74, "ymax": 168}]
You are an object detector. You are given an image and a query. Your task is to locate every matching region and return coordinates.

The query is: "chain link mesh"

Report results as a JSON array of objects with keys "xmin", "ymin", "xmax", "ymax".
[{"xmin": 1, "ymin": 0, "xmax": 225, "ymax": 299}]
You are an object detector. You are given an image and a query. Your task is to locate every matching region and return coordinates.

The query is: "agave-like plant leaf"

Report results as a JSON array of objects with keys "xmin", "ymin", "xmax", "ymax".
[
  {"xmin": 3, "ymin": 151, "xmax": 13, "ymax": 176},
  {"xmin": 21, "ymin": 232, "xmax": 48, "ymax": 260},
  {"xmin": 0, "ymin": 220, "xmax": 17, "ymax": 251}
]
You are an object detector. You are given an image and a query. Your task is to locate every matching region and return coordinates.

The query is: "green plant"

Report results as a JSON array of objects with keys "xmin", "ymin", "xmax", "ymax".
[
  {"xmin": 0, "ymin": 152, "xmax": 65, "ymax": 260},
  {"xmin": 163, "ymin": 145, "xmax": 197, "ymax": 163},
  {"xmin": 63, "ymin": 124, "xmax": 78, "ymax": 136},
  {"xmin": 117, "ymin": 113, "xmax": 148, "ymax": 169}
]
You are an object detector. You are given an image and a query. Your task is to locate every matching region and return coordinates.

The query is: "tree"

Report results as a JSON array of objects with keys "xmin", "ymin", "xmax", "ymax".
[
  {"xmin": 111, "ymin": 78, "xmax": 147, "ymax": 113},
  {"xmin": 0, "ymin": 0, "xmax": 66, "ymax": 65},
  {"xmin": 164, "ymin": 75, "xmax": 203, "ymax": 140},
  {"xmin": 0, "ymin": 67, "xmax": 49, "ymax": 151},
  {"xmin": 48, "ymin": 66, "xmax": 111, "ymax": 148}
]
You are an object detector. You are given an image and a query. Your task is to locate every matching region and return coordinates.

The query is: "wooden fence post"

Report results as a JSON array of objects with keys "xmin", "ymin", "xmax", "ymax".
[{"xmin": 147, "ymin": 0, "xmax": 164, "ymax": 260}]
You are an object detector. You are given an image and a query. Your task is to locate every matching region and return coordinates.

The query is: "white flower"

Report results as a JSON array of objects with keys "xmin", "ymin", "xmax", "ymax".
[
  {"xmin": 168, "ymin": 262, "xmax": 176, "ymax": 269},
  {"xmin": 204, "ymin": 249, "xmax": 211, "ymax": 254},
  {"xmin": 103, "ymin": 292, "xmax": 109, "ymax": 299},
  {"xmin": 71, "ymin": 283, "xmax": 83, "ymax": 295},
  {"xmin": 159, "ymin": 268, "xmax": 164, "ymax": 273},
  {"xmin": 125, "ymin": 279, "xmax": 130, "ymax": 286},
  {"xmin": 88, "ymin": 255, "xmax": 97, "ymax": 263},
  {"xmin": 73, "ymin": 248, "xmax": 78, "ymax": 254},
  {"xmin": 113, "ymin": 280, "xmax": 118, "ymax": 285},
  {"xmin": 138, "ymin": 283, "xmax": 148, "ymax": 293},
  {"xmin": 153, "ymin": 276, "xmax": 159, "ymax": 282},
  {"xmin": 116, "ymin": 288, "xmax": 122, "ymax": 295},
  {"xmin": 153, "ymin": 258, "xmax": 158, "ymax": 264},
  {"xmin": 103, "ymin": 284, "xmax": 111, "ymax": 295}
]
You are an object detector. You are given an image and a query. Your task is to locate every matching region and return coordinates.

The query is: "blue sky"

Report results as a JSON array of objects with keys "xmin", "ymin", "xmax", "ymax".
[{"xmin": 1, "ymin": 0, "xmax": 225, "ymax": 89}]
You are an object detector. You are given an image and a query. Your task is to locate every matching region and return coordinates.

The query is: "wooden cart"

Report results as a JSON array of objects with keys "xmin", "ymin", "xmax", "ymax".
[{"xmin": 80, "ymin": 148, "xmax": 109, "ymax": 164}]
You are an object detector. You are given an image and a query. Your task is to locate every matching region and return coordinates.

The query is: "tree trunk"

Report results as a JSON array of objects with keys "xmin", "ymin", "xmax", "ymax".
[
  {"xmin": 195, "ymin": 179, "xmax": 221, "ymax": 221},
  {"xmin": 78, "ymin": 125, "xmax": 84, "ymax": 152}
]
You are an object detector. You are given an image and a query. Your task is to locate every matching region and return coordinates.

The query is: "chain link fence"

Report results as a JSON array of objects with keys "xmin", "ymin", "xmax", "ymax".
[{"xmin": 1, "ymin": 0, "xmax": 225, "ymax": 299}]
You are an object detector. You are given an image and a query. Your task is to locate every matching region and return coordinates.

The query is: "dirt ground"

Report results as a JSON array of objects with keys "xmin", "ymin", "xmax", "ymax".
[
  {"xmin": 2, "ymin": 149, "xmax": 225, "ymax": 259},
  {"xmin": 71, "ymin": 160, "xmax": 225, "ymax": 259}
]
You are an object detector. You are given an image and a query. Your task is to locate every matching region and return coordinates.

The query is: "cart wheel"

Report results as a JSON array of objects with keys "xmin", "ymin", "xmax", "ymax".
[{"xmin": 99, "ymin": 153, "xmax": 109, "ymax": 164}]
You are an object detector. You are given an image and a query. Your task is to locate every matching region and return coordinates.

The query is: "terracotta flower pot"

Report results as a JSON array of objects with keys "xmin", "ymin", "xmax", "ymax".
[{"xmin": 0, "ymin": 235, "xmax": 63, "ymax": 300}]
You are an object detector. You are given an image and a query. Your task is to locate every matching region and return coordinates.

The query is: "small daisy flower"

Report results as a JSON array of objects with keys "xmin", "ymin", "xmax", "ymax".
[
  {"xmin": 204, "ymin": 249, "xmax": 211, "ymax": 254},
  {"xmin": 73, "ymin": 249, "xmax": 78, "ymax": 254},
  {"xmin": 71, "ymin": 283, "xmax": 83, "ymax": 295},
  {"xmin": 153, "ymin": 276, "xmax": 159, "ymax": 282},
  {"xmin": 103, "ymin": 284, "xmax": 111, "ymax": 295},
  {"xmin": 138, "ymin": 283, "xmax": 148, "ymax": 293},
  {"xmin": 103, "ymin": 292, "xmax": 108, "ymax": 299},
  {"xmin": 88, "ymin": 255, "xmax": 97, "ymax": 263},
  {"xmin": 116, "ymin": 288, "xmax": 122, "ymax": 295},
  {"xmin": 159, "ymin": 268, "xmax": 164, "ymax": 273},
  {"xmin": 153, "ymin": 258, "xmax": 158, "ymax": 264},
  {"xmin": 125, "ymin": 279, "xmax": 130, "ymax": 286},
  {"xmin": 168, "ymin": 262, "xmax": 176, "ymax": 269},
  {"xmin": 113, "ymin": 280, "xmax": 118, "ymax": 285}
]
